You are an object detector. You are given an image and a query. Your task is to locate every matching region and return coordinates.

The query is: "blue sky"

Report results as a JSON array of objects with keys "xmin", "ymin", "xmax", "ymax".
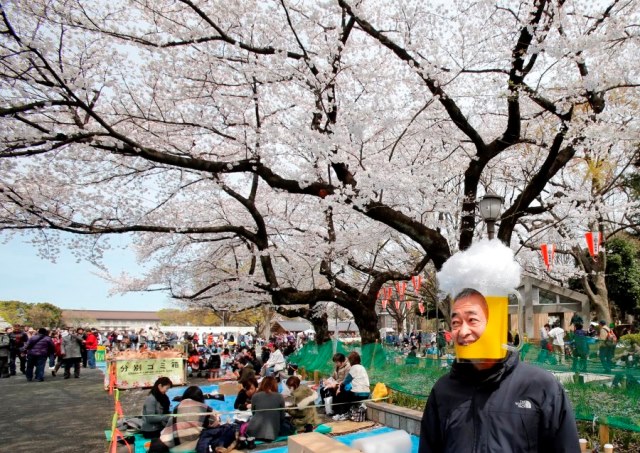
[{"xmin": 1, "ymin": 235, "xmax": 172, "ymax": 311}]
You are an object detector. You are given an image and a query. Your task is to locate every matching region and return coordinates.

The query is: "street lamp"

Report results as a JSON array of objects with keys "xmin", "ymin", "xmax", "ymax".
[{"xmin": 477, "ymin": 191, "xmax": 504, "ymax": 240}]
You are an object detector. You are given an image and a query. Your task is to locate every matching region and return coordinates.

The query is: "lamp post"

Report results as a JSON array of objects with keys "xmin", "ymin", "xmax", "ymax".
[
  {"xmin": 477, "ymin": 191, "xmax": 504, "ymax": 240},
  {"xmin": 219, "ymin": 308, "xmax": 229, "ymax": 328}
]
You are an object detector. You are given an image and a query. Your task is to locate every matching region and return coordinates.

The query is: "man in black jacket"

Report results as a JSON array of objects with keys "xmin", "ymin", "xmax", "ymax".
[
  {"xmin": 419, "ymin": 288, "xmax": 580, "ymax": 453},
  {"xmin": 8, "ymin": 325, "xmax": 28, "ymax": 375}
]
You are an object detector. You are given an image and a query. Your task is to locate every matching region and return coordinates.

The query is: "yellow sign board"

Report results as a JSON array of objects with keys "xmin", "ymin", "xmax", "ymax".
[{"xmin": 110, "ymin": 358, "xmax": 185, "ymax": 389}]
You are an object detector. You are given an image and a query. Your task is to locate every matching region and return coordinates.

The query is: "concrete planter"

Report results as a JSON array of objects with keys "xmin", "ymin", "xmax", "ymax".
[{"xmin": 366, "ymin": 401, "xmax": 423, "ymax": 436}]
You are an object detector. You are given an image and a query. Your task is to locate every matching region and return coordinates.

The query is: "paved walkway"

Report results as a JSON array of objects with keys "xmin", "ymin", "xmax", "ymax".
[{"xmin": 0, "ymin": 367, "xmax": 113, "ymax": 452}]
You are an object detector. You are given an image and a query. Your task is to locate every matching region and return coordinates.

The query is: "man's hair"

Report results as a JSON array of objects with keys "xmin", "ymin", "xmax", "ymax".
[
  {"xmin": 452, "ymin": 288, "xmax": 488, "ymax": 318},
  {"xmin": 453, "ymin": 288, "xmax": 485, "ymax": 303}
]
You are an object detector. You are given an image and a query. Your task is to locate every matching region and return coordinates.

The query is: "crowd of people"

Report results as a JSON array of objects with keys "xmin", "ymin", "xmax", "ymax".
[
  {"xmin": 140, "ymin": 338, "xmax": 371, "ymax": 453},
  {"xmin": 0, "ymin": 325, "xmax": 99, "ymax": 381}
]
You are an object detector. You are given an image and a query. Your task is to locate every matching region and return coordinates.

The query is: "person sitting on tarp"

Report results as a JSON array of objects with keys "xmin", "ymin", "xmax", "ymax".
[
  {"xmin": 319, "ymin": 353, "xmax": 351, "ymax": 415},
  {"xmin": 234, "ymin": 377, "xmax": 258, "ymax": 412},
  {"xmin": 331, "ymin": 351, "xmax": 371, "ymax": 421},
  {"xmin": 238, "ymin": 376, "xmax": 294, "ymax": 448},
  {"xmin": 149, "ymin": 386, "xmax": 221, "ymax": 453},
  {"xmin": 285, "ymin": 376, "xmax": 319, "ymax": 432},
  {"xmin": 233, "ymin": 356, "xmax": 256, "ymax": 383},
  {"xmin": 142, "ymin": 377, "xmax": 173, "ymax": 439},
  {"xmin": 424, "ymin": 341, "xmax": 439, "ymax": 357},
  {"xmin": 261, "ymin": 343, "xmax": 286, "ymax": 378},
  {"xmin": 406, "ymin": 346, "xmax": 419, "ymax": 365}
]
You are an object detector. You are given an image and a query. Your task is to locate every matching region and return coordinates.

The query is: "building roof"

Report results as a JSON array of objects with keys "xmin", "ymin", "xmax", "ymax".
[
  {"xmin": 332, "ymin": 321, "xmax": 359, "ymax": 332},
  {"xmin": 62, "ymin": 310, "xmax": 161, "ymax": 321},
  {"xmin": 271, "ymin": 319, "xmax": 360, "ymax": 333},
  {"xmin": 272, "ymin": 320, "xmax": 312, "ymax": 332}
]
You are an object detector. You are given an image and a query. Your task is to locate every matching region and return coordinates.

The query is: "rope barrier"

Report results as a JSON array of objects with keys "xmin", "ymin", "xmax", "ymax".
[{"xmin": 109, "ymin": 395, "xmax": 390, "ymax": 420}]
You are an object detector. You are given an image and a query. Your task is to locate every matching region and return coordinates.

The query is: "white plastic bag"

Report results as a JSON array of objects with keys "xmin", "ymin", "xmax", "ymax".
[{"xmin": 324, "ymin": 396, "xmax": 334, "ymax": 415}]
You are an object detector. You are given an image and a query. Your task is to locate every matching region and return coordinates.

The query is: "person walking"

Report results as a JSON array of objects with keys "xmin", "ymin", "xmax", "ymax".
[
  {"xmin": 51, "ymin": 330, "xmax": 64, "ymax": 377},
  {"xmin": 24, "ymin": 328, "xmax": 55, "ymax": 382},
  {"xmin": 0, "ymin": 328, "xmax": 11, "ymax": 378},
  {"xmin": 61, "ymin": 328, "xmax": 84, "ymax": 379},
  {"xmin": 8, "ymin": 325, "xmax": 28, "ymax": 376},
  {"xmin": 548, "ymin": 323, "xmax": 566, "ymax": 364},
  {"xmin": 598, "ymin": 320, "xmax": 616, "ymax": 373}
]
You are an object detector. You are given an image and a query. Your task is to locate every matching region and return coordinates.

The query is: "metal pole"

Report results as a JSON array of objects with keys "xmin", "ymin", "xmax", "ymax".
[{"xmin": 486, "ymin": 220, "xmax": 495, "ymax": 240}]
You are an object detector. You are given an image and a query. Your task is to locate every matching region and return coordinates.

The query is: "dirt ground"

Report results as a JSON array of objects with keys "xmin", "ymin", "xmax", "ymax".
[{"xmin": 0, "ymin": 366, "xmax": 113, "ymax": 452}]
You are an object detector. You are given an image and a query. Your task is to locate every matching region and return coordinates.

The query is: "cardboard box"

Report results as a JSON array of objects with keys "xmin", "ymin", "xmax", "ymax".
[
  {"xmin": 217, "ymin": 381, "xmax": 241, "ymax": 395},
  {"xmin": 288, "ymin": 432, "xmax": 359, "ymax": 453}
]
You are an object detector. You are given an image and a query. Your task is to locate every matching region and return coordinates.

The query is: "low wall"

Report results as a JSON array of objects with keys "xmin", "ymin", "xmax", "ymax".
[{"xmin": 366, "ymin": 401, "xmax": 423, "ymax": 436}]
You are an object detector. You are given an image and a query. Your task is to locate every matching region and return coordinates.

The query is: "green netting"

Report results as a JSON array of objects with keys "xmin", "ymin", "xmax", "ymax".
[{"xmin": 291, "ymin": 340, "xmax": 640, "ymax": 432}]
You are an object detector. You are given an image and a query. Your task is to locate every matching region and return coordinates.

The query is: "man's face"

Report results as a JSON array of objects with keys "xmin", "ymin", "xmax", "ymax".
[{"xmin": 451, "ymin": 294, "xmax": 489, "ymax": 346}]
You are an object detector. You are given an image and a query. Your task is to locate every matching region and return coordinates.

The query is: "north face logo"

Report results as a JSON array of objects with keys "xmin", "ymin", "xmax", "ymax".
[{"xmin": 515, "ymin": 400, "xmax": 532, "ymax": 409}]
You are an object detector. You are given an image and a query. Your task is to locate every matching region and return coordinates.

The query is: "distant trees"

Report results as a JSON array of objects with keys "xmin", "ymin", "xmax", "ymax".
[{"xmin": 0, "ymin": 301, "xmax": 63, "ymax": 327}]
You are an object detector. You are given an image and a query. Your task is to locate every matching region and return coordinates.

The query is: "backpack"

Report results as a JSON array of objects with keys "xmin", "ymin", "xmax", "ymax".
[
  {"xmin": 605, "ymin": 328, "xmax": 617, "ymax": 346},
  {"xmin": 349, "ymin": 403, "xmax": 367, "ymax": 422}
]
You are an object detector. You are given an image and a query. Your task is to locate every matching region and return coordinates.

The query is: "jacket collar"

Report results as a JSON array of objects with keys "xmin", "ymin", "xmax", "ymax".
[{"xmin": 450, "ymin": 350, "xmax": 518, "ymax": 386}]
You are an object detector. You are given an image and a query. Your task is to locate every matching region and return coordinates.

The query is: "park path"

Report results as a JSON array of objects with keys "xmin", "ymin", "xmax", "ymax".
[{"xmin": 0, "ymin": 367, "xmax": 112, "ymax": 452}]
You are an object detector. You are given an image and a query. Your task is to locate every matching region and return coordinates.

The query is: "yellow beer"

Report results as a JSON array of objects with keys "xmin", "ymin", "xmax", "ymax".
[{"xmin": 454, "ymin": 295, "xmax": 508, "ymax": 360}]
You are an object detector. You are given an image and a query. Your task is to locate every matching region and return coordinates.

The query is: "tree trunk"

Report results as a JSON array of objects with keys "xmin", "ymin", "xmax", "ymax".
[
  {"xmin": 350, "ymin": 303, "xmax": 381, "ymax": 345},
  {"xmin": 261, "ymin": 305, "xmax": 273, "ymax": 339},
  {"xmin": 575, "ymin": 245, "xmax": 611, "ymax": 324},
  {"xmin": 588, "ymin": 272, "xmax": 611, "ymax": 324},
  {"xmin": 310, "ymin": 311, "xmax": 332, "ymax": 345}
]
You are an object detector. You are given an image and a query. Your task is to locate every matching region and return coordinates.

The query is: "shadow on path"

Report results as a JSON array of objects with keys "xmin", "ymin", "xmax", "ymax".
[{"xmin": 0, "ymin": 368, "xmax": 112, "ymax": 452}]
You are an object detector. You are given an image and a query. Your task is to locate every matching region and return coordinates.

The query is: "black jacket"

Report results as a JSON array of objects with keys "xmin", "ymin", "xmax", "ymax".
[{"xmin": 419, "ymin": 352, "xmax": 580, "ymax": 453}]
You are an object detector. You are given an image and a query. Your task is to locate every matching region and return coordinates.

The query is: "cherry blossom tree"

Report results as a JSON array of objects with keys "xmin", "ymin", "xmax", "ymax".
[{"xmin": 1, "ymin": 0, "xmax": 639, "ymax": 342}]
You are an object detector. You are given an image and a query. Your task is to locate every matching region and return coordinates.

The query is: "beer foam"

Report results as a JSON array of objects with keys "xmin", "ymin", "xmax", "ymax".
[{"xmin": 437, "ymin": 239, "xmax": 521, "ymax": 297}]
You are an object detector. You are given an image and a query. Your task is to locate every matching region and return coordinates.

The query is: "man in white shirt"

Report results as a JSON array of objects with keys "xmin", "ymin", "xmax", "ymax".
[{"xmin": 547, "ymin": 323, "xmax": 565, "ymax": 364}]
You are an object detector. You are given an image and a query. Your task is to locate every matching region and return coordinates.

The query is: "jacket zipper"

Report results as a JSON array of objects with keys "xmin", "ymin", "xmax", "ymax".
[{"xmin": 472, "ymin": 386, "xmax": 478, "ymax": 452}]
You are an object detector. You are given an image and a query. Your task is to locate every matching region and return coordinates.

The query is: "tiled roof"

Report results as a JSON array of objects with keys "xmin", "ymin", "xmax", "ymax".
[{"xmin": 62, "ymin": 309, "xmax": 161, "ymax": 321}]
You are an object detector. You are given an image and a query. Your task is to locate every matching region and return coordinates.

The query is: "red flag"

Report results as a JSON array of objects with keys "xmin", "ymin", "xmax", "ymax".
[
  {"xmin": 540, "ymin": 244, "xmax": 555, "ymax": 271},
  {"xmin": 411, "ymin": 275, "xmax": 422, "ymax": 295},
  {"xmin": 381, "ymin": 299, "xmax": 388, "ymax": 310},
  {"xmin": 395, "ymin": 281, "xmax": 407, "ymax": 300},
  {"xmin": 418, "ymin": 301, "xmax": 425, "ymax": 314},
  {"xmin": 394, "ymin": 299, "xmax": 401, "ymax": 310},
  {"xmin": 585, "ymin": 231, "xmax": 602, "ymax": 258},
  {"xmin": 405, "ymin": 300, "xmax": 412, "ymax": 310}
]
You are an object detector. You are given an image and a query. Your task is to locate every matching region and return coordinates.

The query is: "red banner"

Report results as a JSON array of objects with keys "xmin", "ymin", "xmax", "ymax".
[
  {"xmin": 394, "ymin": 299, "xmax": 401, "ymax": 310},
  {"xmin": 381, "ymin": 299, "xmax": 388, "ymax": 310},
  {"xmin": 418, "ymin": 301, "xmax": 425, "ymax": 314},
  {"xmin": 395, "ymin": 281, "xmax": 407, "ymax": 300},
  {"xmin": 585, "ymin": 231, "xmax": 602, "ymax": 258},
  {"xmin": 411, "ymin": 275, "xmax": 422, "ymax": 295},
  {"xmin": 540, "ymin": 243, "xmax": 555, "ymax": 271},
  {"xmin": 405, "ymin": 300, "xmax": 412, "ymax": 310},
  {"xmin": 385, "ymin": 287, "xmax": 393, "ymax": 300}
]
